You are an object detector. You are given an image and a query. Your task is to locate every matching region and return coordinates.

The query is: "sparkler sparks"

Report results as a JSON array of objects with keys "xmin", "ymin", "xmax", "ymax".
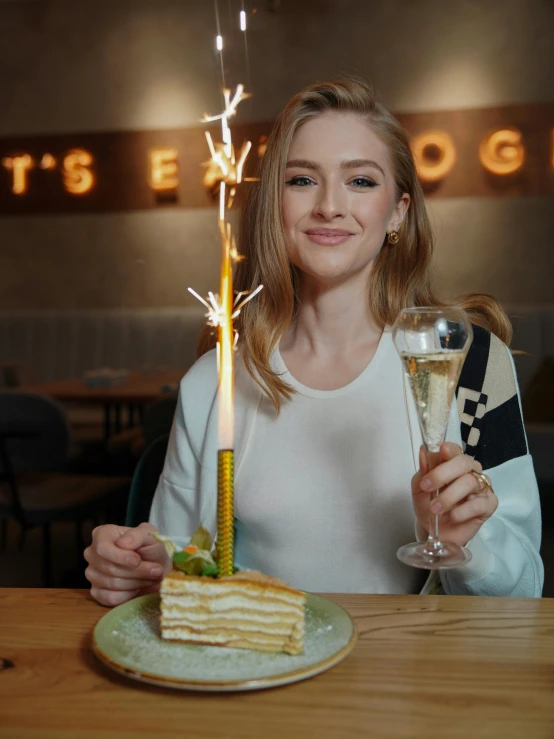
[
  {"xmin": 199, "ymin": 85, "xmax": 259, "ymax": 218},
  {"xmin": 203, "ymin": 84, "xmax": 250, "ymax": 124},
  {"xmin": 189, "ymin": 83, "xmax": 262, "ymax": 381},
  {"xmin": 202, "ymin": 85, "xmax": 254, "ymax": 196},
  {"xmin": 188, "ymin": 284, "xmax": 264, "ymax": 333},
  {"xmin": 197, "ymin": 5, "xmax": 261, "ymax": 575}
]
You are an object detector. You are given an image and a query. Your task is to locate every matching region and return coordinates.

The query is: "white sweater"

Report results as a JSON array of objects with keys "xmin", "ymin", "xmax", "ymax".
[{"xmin": 149, "ymin": 331, "xmax": 543, "ymax": 596}]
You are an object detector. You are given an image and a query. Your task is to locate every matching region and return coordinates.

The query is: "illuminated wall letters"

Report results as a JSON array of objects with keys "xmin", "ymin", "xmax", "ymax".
[
  {"xmin": 479, "ymin": 128, "xmax": 525, "ymax": 175},
  {"xmin": 0, "ymin": 104, "xmax": 551, "ymax": 211},
  {"xmin": 149, "ymin": 148, "xmax": 178, "ymax": 191},
  {"xmin": 412, "ymin": 130, "xmax": 456, "ymax": 182},
  {"xmin": 62, "ymin": 149, "xmax": 94, "ymax": 194},
  {"xmin": 2, "ymin": 154, "xmax": 33, "ymax": 194},
  {"xmin": 40, "ymin": 153, "xmax": 56, "ymax": 170}
]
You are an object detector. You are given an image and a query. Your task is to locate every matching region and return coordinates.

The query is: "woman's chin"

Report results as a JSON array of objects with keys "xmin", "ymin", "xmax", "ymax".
[{"xmin": 294, "ymin": 259, "xmax": 369, "ymax": 286}]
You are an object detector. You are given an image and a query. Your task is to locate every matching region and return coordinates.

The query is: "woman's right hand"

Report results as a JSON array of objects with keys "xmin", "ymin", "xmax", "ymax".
[{"xmin": 84, "ymin": 522, "xmax": 171, "ymax": 606}]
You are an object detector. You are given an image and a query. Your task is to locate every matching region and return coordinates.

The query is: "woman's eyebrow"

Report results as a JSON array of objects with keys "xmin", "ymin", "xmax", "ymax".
[
  {"xmin": 285, "ymin": 159, "xmax": 320, "ymax": 170},
  {"xmin": 285, "ymin": 158, "xmax": 385, "ymax": 177},
  {"xmin": 341, "ymin": 159, "xmax": 385, "ymax": 176}
]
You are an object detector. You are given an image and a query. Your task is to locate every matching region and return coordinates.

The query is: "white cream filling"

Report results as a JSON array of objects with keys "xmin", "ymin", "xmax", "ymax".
[
  {"xmin": 161, "ymin": 593, "xmax": 304, "ymax": 616},
  {"xmin": 161, "ymin": 617, "xmax": 304, "ymax": 635},
  {"xmin": 162, "ymin": 606, "xmax": 299, "ymax": 625},
  {"xmin": 161, "ymin": 581, "xmax": 304, "ymax": 608},
  {"xmin": 161, "ymin": 626, "xmax": 302, "ymax": 646}
]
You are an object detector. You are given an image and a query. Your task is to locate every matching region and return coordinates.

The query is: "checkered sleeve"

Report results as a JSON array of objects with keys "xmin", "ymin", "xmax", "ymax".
[
  {"xmin": 441, "ymin": 325, "xmax": 544, "ymax": 597},
  {"xmin": 456, "ymin": 325, "xmax": 528, "ymax": 469}
]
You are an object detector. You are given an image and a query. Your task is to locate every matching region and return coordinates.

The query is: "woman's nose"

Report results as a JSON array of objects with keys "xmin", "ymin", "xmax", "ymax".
[{"xmin": 313, "ymin": 183, "xmax": 347, "ymax": 220}]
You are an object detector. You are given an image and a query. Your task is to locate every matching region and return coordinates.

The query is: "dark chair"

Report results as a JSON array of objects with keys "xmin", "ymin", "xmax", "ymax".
[
  {"xmin": 125, "ymin": 434, "xmax": 169, "ymax": 527},
  {"xmin": 107, "ymin": 396, "xmax": 177, "ymax": 462},
  {"xmin": 0, "ymin": 391, "xmax": 130, "ymax": 586},
  {"xmin": 142, "ymin": 397, "xmax": 177, "ymax": 448}
]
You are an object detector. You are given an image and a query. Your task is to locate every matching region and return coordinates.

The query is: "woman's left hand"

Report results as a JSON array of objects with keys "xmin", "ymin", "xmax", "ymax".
[{"xmin": 411, "ymin": 442, "xmax": 498, "ymax": 547}]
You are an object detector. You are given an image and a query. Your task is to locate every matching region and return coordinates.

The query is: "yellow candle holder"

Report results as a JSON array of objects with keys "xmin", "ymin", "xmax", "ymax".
[{"xmin": 217, "ymin": 449, "xmax": 234, "ymax": 577}]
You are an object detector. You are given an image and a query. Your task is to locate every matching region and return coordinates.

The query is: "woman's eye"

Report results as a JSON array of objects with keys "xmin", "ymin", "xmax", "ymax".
[
  {"xmin": 284, "ymin": 176, "xmax": 314, "ymax": 187},
  {"xmin": 350, "ymin": 177, "xmax": 377, "ymax": 188}
]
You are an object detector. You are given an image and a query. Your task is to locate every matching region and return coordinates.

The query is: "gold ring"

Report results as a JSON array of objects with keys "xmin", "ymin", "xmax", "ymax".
[{"xmin": 472, "ymin": 471, "xmax": 493, "ymax": 493}]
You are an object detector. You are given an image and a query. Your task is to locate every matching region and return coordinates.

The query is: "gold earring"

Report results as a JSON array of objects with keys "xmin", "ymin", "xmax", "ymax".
[{"xmin": 387, "ymin": 231, "xmax": 399, "ymax": 245}]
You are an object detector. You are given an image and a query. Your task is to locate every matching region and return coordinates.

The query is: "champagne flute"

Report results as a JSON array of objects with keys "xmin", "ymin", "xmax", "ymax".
[{"xmin": 393, "ymin": 307, "xmax": 473, "ymax": 569}]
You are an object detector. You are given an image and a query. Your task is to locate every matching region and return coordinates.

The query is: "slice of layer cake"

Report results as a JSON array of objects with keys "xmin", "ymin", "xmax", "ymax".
[{"xmin": 160, "ymin": 569, "xmax": 306, "ymax": 654}]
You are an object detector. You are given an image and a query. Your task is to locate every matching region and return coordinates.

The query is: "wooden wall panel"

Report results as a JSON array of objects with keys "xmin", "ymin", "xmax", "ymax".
[
  {"xmin": 0, "ymin": 104, "xmax": 551, "ymax": 214},
  {"xmin": 397, "ymin": 103, "xmax": 554, "ymax": 198}
]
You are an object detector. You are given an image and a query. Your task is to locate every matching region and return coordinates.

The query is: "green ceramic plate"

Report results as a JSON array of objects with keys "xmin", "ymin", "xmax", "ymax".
[{"xmin": 93, "ymin": 592, "xmax": 357, "ymax": 692}]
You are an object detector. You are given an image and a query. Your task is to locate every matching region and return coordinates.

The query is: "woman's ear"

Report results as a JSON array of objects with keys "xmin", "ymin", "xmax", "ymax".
[{"xmin": 389, "ymin": 192, "xmax": 410, "ymax": 232}]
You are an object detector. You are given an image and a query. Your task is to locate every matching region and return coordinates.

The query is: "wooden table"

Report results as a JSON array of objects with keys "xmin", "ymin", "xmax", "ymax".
[
  {"xmin": 1, "ymin": 589, "xmax": 554, "ymax": 739},
  {"xmin": 24, "ymin": 369, "xmax": 186, "ymax": 439}
]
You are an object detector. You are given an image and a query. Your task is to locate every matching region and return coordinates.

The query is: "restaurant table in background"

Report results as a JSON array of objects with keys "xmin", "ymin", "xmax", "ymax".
[
  {"xmin": 23, "ymin": 369, "xmax": 187, "ymax": 441},
  {"xmin": 1, "ymin": 589, "xmax": 553, "ymax": 738}
]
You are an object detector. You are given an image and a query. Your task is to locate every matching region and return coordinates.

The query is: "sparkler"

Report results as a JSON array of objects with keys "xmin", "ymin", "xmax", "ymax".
[
  {"xmin": 202, "ymin": 85, "xmax": 256, "ymax": 201},
  {"xmin": 189, "ymin": 82, "xmax": 263, "ymax": 577}
]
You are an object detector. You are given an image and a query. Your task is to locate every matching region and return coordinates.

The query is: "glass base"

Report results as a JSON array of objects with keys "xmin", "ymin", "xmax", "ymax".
[{"xmin": 397, "ymin": 540, "xmax": 472, "ymax": 570}]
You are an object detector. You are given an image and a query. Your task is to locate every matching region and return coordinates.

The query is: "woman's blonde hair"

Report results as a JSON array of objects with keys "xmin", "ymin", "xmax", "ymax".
[{"xmin": 198, "ymin": 77, "xmax": 511, "ymax": 410}]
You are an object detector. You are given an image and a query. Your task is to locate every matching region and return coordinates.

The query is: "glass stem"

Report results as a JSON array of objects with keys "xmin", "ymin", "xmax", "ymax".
[
  {"xmin": 424, "ymin": 446, "xmax": 445, "ymax": 556},
  {"xmin": 427, "ymin": 491, "xmax": 441, "ymax": 544}
]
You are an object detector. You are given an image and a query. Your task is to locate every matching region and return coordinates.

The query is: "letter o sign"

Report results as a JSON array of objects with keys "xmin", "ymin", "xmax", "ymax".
[{"xmin": 412, "ymin": 130, "xmax": 456, "ymax": 183}]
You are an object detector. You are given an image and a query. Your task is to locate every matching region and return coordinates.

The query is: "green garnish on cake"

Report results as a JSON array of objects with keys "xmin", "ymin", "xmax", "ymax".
[{"xmin": 153, "ymin": 526, "xmax": 231, "ymax": 577}]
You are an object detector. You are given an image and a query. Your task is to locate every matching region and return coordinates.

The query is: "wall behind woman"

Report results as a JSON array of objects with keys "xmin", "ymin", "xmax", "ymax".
[{"xmin": 0, "ymin": 0, "xmax": 552, "ymax": 310}]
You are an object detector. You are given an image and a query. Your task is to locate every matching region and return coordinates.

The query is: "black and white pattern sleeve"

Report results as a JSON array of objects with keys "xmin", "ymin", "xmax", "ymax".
[
  {"xmin": 440, "ymin": 326, "xmax": 544, "ymax": 597},
  {"xmin": 457, "ymin": 325, "xmax": 527, "ymax": 467}
]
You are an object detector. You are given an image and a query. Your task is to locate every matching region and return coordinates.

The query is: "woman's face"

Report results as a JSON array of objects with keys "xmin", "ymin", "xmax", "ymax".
[{"xmin": 282, "ymin": 112, "xmax": 410, "ymax": 286}]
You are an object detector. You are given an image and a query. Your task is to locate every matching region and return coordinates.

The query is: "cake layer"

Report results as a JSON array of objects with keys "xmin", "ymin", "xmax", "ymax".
[
  {"xmin": 161, "ymin": 614, "xmax": 305, "ymax": 636},
  {"xmin": 161, "ymin": 623, "xmax": 303, "ymax": 643},
  {"xmin": 161, "ymin": 626, "xmax": 303, "ymax": 654},
  {"xmin": 161, "ymin": 574, "xmax": 305, "ymax": 608},
  {"xmin": 160, "ymin": 593, "xmax": 304, "ymax": 618},
  {"xmin": 162, "ymin": 608, "xmax": 301, "ymax": 629}
]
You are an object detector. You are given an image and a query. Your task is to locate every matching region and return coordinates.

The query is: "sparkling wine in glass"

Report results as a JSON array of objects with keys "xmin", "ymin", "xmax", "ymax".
[{"xmin": 393, "ymin": 307, "xmax": 473, "ymax": 569}]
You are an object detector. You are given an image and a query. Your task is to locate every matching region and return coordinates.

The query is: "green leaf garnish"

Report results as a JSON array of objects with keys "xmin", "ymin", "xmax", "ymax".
[
  {"xmin": 173, "ymin": 553, "xmax": 204, "ymax": 576},
  {"xmin": 153, "ymin": 525, "xmax": 232, "ymax": 578},
  {"xmin": 200, "ymin": 563, "xmax": 219, "ymax": 577},
  {"xmin": 189, "ymin": 526, "xmax": 212, "ymax": 551},
  {"xmin": 172, "ymin": 551, "xmax": 191, "ymax": 565},
  {"xmin": 151, "ymin": 532, "xmax": 178, "ymax": 559}
]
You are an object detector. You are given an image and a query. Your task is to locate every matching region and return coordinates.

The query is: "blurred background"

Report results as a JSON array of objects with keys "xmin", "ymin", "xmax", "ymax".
[{"xmin": 0, "ymin": 0, "xmax": 552, "ymax": 592}]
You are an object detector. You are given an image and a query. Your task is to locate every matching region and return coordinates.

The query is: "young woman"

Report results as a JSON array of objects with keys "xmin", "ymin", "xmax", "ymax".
[{"xmin": 85, "ymin": 78, "xmax": 543, "ymax": 605}]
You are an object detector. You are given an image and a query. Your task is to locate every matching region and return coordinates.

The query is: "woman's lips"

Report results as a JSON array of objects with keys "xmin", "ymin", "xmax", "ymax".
[{"xmin": 304, "ymin": 229, "xmax": 355, "ymax": 245}]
